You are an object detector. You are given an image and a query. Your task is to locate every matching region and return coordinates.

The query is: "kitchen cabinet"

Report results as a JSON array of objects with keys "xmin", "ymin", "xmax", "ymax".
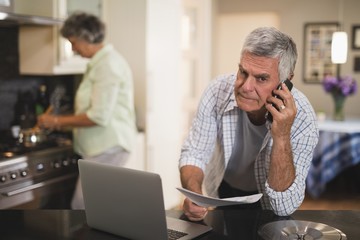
[
  {"xmin": 13, "ymin": 0, "xmax": 59, "ymax": 18},
  {"xmin": 67, "ymin": 0, "xmax": 102, "ymax": 18},
  {"xmin": 14, "ymin": 0, "xmax": 102, "ymax": 18},
  {"xmin": 19, "ymin": 26, "xmax": 58, "ymax": 75},
  {"xmin": 19, "ymin": 25, "xmax": 88, "ymax": 75},
  {"xmin": 14, "ymin": 0, "xmax": 103, "ymax": 75}
]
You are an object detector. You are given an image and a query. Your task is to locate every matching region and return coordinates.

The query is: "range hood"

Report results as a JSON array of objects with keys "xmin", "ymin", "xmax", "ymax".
[{"xmin": 0, "ymin": 11, "xmax": 63, "ymax": 26}]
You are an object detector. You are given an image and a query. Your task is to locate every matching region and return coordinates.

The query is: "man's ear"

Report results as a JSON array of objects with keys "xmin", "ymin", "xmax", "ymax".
[{"xmin": 288, "ymin": 73, "xmax": 294, "ymax": 80}]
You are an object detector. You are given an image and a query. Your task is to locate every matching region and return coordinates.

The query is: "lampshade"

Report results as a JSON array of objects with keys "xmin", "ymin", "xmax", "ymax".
[{"xmin": 331, "ymin": 31, "xmax": 348, "ymax": 64}]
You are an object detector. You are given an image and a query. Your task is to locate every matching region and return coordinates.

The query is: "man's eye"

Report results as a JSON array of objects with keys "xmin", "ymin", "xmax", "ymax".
[
  {"xmin": 257, "ymin": 76, "xmax": 268, "ymax": 82},
  {"xmin": 238, "ymin": 69, "xmax": 247, "ymax": 77}
]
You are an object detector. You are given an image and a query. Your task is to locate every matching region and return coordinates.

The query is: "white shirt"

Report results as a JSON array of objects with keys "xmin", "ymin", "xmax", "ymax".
[{"xmin": 179, "ymin": 73, "xmax": 319, "ymax": 216}]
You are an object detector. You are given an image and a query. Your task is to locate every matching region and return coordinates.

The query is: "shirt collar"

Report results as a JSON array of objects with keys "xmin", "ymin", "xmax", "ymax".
[
  {"xmin": 225, "ymin": 91, "xmax": 238, "ymax": 112},
  {"xmin": 87, "ymin": 44, "xmax": 113, "ymax": 68}
]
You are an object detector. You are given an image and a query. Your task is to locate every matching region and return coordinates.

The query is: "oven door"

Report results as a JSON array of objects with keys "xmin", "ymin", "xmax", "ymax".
[{"xmin": 0, "ymin": 173, "xmax": 78, "ymax": 209}]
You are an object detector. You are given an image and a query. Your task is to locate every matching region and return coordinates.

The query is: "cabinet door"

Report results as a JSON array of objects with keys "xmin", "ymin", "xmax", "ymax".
[
  {"xmin": 66, "ymin": 0, "xmax": 102, "ymax": 18},
  {"xmin": 13, "ymin": 0, "xmax": 57, "ymax": 18},
  {"xmin": 19, "ymin": 26, "xmax": 58, "ymax": 75},
  {"xmin": 14, "ymin": 0, "xmax": 103, "ymax": 18}
]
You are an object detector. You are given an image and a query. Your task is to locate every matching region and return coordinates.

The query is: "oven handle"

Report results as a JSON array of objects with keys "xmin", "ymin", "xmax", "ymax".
[{"xmin": 2, "ymin": 173, "xmax": 78, "ymax": 197}]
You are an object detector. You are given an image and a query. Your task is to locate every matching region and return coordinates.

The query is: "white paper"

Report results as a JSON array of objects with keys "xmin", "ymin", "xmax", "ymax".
[{"xmin": 176, "ymin": 187, "xmax": 263, "ymax": 208}]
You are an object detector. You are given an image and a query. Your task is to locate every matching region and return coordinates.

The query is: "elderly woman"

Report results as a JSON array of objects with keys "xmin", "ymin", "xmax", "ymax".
[{"xmin": 37, "ymin": 12, "xmax": 137, "ymax": 209}]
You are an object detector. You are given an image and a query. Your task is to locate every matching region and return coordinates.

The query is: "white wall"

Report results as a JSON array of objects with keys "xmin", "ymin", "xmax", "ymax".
[
  {"xmin": 145, "ymin": 0, "xmax": 183, "ymax": 209},
  {"xmin": 104, "ymin": 0, "xmax": 183, "ymax": 209},
  {"xmin": 103, "ymin": 0, "xmax": 147, "ymax": 132},
  {"xmin": 214, "ymin": 12, "xmax": 279, "ymax": 76},
  {"xmin": 214, "ymin": 0, "xmax": 360, "ymax": 119}
]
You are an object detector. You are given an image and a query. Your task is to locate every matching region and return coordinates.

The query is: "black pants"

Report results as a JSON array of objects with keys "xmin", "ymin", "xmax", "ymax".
[{"xmin": 217, "ymin": 180, "xmax": 261, "ymax": 210}]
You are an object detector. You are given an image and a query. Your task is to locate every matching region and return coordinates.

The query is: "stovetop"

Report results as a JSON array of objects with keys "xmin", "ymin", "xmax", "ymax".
[{"xmin": 0, "ymin": 130, "xmax": 73, "ymax": 161}]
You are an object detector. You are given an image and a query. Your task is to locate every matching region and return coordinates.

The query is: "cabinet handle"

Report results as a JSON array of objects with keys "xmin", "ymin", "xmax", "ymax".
[{"xmin": 2, "ymin": 173, "xmax": 77, "ymax": 197}]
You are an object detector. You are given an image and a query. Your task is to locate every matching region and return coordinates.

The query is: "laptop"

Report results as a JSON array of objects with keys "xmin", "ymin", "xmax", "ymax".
[{"xmin": 78, "ymin": 160, "xmax": 212, "ymax": 240}]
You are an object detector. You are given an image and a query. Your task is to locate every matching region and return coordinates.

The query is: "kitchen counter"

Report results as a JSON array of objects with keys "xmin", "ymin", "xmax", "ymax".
[{"xmin": 0, "ymin": 209, "xmax": 358, "ymax": 239}]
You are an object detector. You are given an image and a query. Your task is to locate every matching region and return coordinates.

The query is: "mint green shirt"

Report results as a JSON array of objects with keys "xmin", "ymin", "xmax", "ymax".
[{"xmin": 73, "ymin": 44, "xmax": 137, "ymax": 157}]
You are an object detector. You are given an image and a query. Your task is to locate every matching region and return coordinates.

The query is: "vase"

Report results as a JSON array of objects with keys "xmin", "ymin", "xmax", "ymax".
[{"xmin": 332, "ymin": 94, "xmax": 346, "ymax": 121}]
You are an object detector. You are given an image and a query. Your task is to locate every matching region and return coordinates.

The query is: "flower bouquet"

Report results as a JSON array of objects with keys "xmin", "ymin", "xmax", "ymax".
[{"xmin": 322, "ymin": 75, "xmax": 357, "ymax": 121}]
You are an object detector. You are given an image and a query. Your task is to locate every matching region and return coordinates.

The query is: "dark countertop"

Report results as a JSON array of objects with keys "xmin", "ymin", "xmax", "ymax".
[{"xmin": 0, "ymin": 209, "xmax": 358, "ymax": 239}]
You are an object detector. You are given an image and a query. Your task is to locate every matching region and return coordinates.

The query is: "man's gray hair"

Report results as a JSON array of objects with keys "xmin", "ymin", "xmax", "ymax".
[
  {"xmin": 241, "ymin": 27, "xmax": 297, "ymax": 81},
  {"xmin": 60, "ymin": 11, "xmax": 105, "ymax": 44}
]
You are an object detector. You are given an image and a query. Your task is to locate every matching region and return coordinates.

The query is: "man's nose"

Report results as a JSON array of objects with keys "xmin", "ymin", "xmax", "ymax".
[{"xmin": 241, "ymin": 77, "xmax": 255, "ymax": 92}]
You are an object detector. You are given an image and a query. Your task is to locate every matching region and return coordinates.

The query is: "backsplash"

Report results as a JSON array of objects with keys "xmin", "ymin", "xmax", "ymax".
[
  {"xmin": 0, "ymin": 77, "xmax": 77, "ymax": 131},
  {"xmin": 0, "ymin": 25, "xmax": 79, "ymax": 132},
  {"xmin": 0, "ymin": 25, "xmax": 19, "ymax": 80}
]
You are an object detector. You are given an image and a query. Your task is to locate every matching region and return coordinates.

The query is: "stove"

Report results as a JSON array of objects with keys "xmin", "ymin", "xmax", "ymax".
[
  {"xmin": 0, "ymin": 131, "xmax": 80, "ymax": 209},
  {"xmin": 0, "ymin": 141, "xmax": 58, "ymax": 159},
  {"xmin": 0, "ymin": 130, "xmax": 71, "ymax": 159}
]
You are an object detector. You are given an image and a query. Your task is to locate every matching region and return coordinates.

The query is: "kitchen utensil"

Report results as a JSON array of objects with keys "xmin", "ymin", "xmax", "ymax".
[
  {"xmin": 36, "ymin": 105, "xmax": 53, "ymax": 125},
  {"xmin": 258, "ymin": 220, "xmax": 347, "ymax": 240},
  {"xmin": 18, "ymin": 128, "xmax": 48, "ymax": 147},
  {"xmin": 18, "ymin": 105, "xmax": 54, "ymax": 147}
]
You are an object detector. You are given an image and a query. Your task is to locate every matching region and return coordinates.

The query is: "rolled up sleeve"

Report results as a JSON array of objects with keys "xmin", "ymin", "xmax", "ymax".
[
  {"xmin": 264, "ymin": 111, "xmax": 319, "ymax": 216},
  {"xmin": 179, "ymin": 83, "xmax": 219, "ymax": 172}
]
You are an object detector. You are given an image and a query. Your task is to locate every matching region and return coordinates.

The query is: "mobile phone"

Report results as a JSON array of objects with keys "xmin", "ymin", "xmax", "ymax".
[{"xmin": 266, "ymin": 79, "xmax": 293, "ymax": 122}]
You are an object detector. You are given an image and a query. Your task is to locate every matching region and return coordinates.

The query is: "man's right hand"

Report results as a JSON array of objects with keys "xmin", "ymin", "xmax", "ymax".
[
  {"xmin": 182, "ymin": 197, "xmax": 208, "ymax": 221},
  {"xmin": 180, "ymin": 165, "xmax": 208, "ymax": 221}
]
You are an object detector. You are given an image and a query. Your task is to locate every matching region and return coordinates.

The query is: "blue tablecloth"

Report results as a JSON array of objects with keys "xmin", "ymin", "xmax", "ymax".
[{"xmin": 306, "ymin": 120, "xmax": 360, "ymax": 198}]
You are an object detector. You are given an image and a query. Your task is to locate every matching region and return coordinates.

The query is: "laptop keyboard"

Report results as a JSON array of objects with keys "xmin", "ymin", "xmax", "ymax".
[{"xmin": 167, "ymin": 228, "xmax": 188, "ymax": 240}]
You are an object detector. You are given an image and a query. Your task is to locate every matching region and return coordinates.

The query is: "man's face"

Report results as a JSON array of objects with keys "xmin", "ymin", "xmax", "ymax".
[{"xmin": 234, "ymin": 52, "xmax": 280, "ymax": 113}]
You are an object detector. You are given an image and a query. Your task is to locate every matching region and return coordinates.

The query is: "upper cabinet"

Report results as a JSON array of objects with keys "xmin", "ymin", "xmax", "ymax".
[
  {"xmin": 18, "ymin": 25, "xmax": 89, "ymax": 75},
  {"xmin": 66, "ymin": 0, "xmax": 102, "ymax": 18},
  {"xmin": 13, "ymin": 0, "xmax": 59, "ymax": 18},
  {"xmin": 13, "ymin": 0, "xmax": 102, "ymax": 18},
  {"xmin": 12, "ymin": 0, "xmax": 102, "ymax": 75}
]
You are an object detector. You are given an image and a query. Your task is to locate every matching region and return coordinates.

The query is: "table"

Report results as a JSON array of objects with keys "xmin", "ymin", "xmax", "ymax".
[
  {"xmin": 0, "ymin": 209, "xmax": 359, "ymax": 239},
  {"xmin": 306, "ymin": 119, "xmax": 360, "ymax": 198}
]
